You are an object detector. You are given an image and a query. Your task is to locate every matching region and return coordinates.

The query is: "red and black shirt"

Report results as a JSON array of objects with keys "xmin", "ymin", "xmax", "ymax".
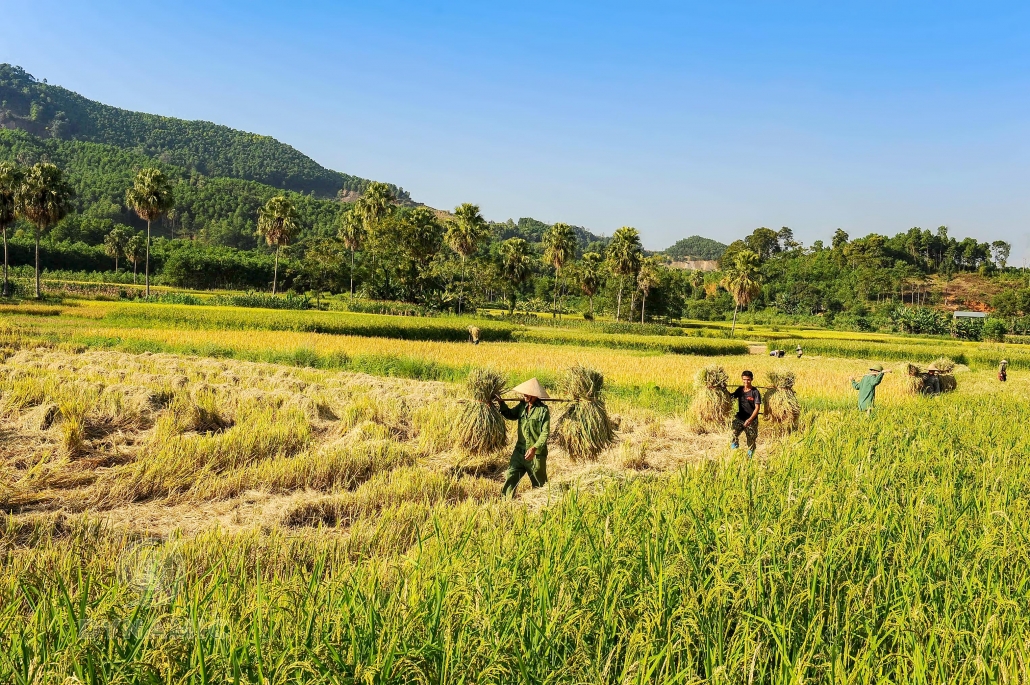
[{"xmin": 732, "ymin": 386, "xmax": 761, "ymax": 421}]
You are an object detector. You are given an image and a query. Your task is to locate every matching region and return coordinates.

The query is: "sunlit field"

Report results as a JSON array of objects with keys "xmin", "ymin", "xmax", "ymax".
[{"xmin": 2, "ymin": 299, "xmax": 1028, "ymax": 683}]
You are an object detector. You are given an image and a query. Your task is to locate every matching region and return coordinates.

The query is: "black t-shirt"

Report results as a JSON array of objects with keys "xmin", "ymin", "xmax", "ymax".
[{"xmin": 732, "ymin": 386, "xmax": 761, "ymax": 421}]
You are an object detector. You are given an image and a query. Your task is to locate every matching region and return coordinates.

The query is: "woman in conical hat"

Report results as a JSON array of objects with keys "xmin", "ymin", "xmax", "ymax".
[{"xmin": 498, "ymin": 377, "xmax": 551, "ymax": 497}]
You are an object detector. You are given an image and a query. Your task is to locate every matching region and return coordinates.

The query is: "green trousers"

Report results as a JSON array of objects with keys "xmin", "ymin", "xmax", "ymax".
[
  {"xmin": 501, "ymin": 455, "xmax": 548, "ymax": 497},
  {"xmin": 731, "ymin": 418, "xmax": 758, "ymax": 451}
]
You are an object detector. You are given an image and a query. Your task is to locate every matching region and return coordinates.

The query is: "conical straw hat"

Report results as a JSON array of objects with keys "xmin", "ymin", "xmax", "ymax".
[{"xmin": 510, "ymin": 377, "xmax": 550, "ymax": 399}]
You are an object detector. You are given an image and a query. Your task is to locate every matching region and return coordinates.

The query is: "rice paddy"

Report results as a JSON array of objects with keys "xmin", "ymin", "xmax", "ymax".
[{"xmin": 1, "ymin": 299, "xmax": 1028, "ymax": 683}]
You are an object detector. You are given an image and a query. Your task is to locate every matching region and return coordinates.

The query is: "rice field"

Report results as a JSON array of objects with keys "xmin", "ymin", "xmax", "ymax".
[{"xmin": 1, "ymin": 299, "xmax": 1027, "ymax": 683}]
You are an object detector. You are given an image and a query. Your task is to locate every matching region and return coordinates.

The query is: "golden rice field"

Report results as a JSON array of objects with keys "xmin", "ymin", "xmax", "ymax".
[{"xmin": 2, "ymin": 299, "xmax": 1029, "ymax": 683}]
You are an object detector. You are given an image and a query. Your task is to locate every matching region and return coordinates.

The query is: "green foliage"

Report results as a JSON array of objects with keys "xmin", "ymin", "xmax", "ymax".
[
  {"xmin": 663, "ymin": 235, "xmax": 727, "ymax": 260},
  {"xmin": 0, "ymin": 63, "xmax": 408, "ymax": 200}
]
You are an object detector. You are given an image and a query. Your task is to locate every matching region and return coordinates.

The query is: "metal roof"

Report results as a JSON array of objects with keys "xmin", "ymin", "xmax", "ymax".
[{"xmin": 953, "ymin": 311, "xmax": 987, "ymax": 318}]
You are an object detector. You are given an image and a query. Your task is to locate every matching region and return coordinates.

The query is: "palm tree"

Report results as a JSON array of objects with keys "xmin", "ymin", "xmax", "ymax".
[
  {"xmin": 126, "ymin": 233, "xmax": 146, "ymax": 284},
  {"xmin": 103, "ymin": 225, "xmax": 130, "ymax": 273},
  {"xmin": 125, "ymin": 168, "xmax": 174, "ymax": 298},
  {"xmin": 637, "ymin": 257, "xmax": 661, "ymax": 324},
  {"xmin": 257, "ymin": 195, "xmax": 299, "ymax": 294},
  {"xmin": 0, "ymin": 161, "xmax": 24, "ymax": 297},
  {"xmin": 577, "ymin": 252, "xmax": 603, "ymax": 319},
  {"xmin": 499, "ymin": 237, "xmax": 532, "ymax": 315},
  {"xmin": 446, "ymin": 202, "xmax": 488, "ymax": 315},
  {"xmin": 17, "ymin": 163, "xmax": 73, "ymax": 299},
  {"xmin": 724, "ymin": 249, "xmax": 762, "ymax": 336},
  {"xmin": 336, "ymin": 208, "xmax": 365, "ymax": 297},
  {"xmin": 354, "ymin": 182, "xmax": 395, "ymax": 293},
  {"xmin": 688, "ymin": 269, "xmax": 704, "ymax": 299},
  {"xmin": 398, "ymin": 206, "xmax": 445, "ymax": 300},
  {"xmin": 543, "ymin": 222, "xmax": 576, "ymax": 319},
  {"xmin": 606, "ymin": 226, "xmax": 642, "ymax": 321}
]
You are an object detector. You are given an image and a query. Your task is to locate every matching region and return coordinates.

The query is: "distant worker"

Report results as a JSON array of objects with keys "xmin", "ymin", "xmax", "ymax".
[
  {"xmin": 851, "ymin": 364, "xmax": 890, "ymax": 413},
  {"xmin": 999, "ymin": 359, "xmax": 1008, "ymax": 382},
  {"xmin": 730, "ymin": 370, "xmax": 761, "ymax": 458},
  {"xmin": 498, "ymin": 377, "xmax": 551, "ymax": 498},
  {"xmin": 468, "ymin": 325, "xmax": 481, "ymax": 345},
  {"xmin": 769, "ymin": 349, "xmax": 785, "ymax": 358},
  {"xmin": 924, "ymin": 364, "xmax": 942, "ymax": 395},
  {"xmin": 796, "ymin": 344, "xmax": 803, "ymax": 359}
]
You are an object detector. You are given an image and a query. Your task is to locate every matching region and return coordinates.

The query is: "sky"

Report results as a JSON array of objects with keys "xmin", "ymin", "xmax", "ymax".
[{"xmin": 3, "ymin": 1, "xmax": 1030, "ymax": 257}]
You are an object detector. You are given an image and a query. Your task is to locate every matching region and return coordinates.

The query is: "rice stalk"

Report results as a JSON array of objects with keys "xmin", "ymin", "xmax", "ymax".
[
  {"xmin": 455, "ymin": 369, "xmax": 507, "ymax": 454},
  {"xmin": 689, "ymin": 365, "xmax": 732, "ymax": 434},
  {"xmin": 764, "ymin": 370, "xmax": 800, "ymax": 432},
  {"xmin": 554, "ymin": 365, "xmax": 616, "ymax": 460}
]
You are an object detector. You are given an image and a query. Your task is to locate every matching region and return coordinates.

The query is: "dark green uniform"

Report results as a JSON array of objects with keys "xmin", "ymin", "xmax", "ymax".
[
  {"xmin": 499, "ymin": 399, "xmax": 550, "ymax": 497},
  {"xmin": 852, "ymin": 372, "xmax": 884, "ymax": 410}
]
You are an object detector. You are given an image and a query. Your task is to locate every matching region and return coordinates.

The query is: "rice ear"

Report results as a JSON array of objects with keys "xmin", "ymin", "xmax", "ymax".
[
  {"xmin": 455, "ymin": 369, "xmax": 507, "ymax": 454},
  {"xmin": 690, "ymin": 365, "xmax": 733, "ymax": 434},
  {"xmin": 554, "ymin": 365, "xmax": 616, "ymax": 460}
]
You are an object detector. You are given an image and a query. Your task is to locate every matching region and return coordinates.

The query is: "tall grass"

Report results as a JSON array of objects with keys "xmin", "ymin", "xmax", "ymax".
[{"xmin": 3, "ymin": 392, "xmax": 1030, "ymax": 682}]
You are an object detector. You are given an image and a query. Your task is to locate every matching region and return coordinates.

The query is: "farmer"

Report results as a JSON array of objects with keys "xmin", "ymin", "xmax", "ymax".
[
  {"xmin": 999, "ymin": 359, "xmax": 1008, "ymax": 382},
  {"xmin": 730, "ymin": 370, "xmax": 761, "ymax": 458},
  {"xmin": 851, "ymin": 364, "xmax": 890, "ymax": 413},
  {"xmin": 468, "ymin": 325, "xmax": 481, "ymax": 345},
  {"xmin": 796, "ymin": 344, "xmax": 803, "ymax": 359},
  {"xmin": 498, "ymin": 377, "xmax": 551, "ymax": 497},
  {"xmin": 924, "ymin": 364, "xmax": 942, "ymax": 395}
]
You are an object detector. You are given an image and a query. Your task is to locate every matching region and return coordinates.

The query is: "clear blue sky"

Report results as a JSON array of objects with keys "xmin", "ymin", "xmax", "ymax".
[{"xmin": 4, "ymin": 1, "xmax": 1030, "ymax": 257}]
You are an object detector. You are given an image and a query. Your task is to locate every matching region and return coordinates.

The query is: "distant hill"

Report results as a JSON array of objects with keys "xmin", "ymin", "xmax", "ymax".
[
  {"xmin": 664, "ymin": 235, "xmax": 727, "ymax": 260},
  {"xmin": 0, "ymin": 64, "xmax": 408, "ymax": 200},
  {"xmin": 492, "ymin": 217, "xmax": 607, "ymax": 251}
]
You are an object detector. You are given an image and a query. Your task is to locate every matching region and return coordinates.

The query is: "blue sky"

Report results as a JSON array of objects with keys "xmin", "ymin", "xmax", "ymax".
[{"xmin": 3, "ymin": 1, "xmax": 1030, "ymax": 256}]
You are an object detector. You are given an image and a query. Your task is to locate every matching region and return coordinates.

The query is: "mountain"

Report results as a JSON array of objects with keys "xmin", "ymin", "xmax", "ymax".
[
  {"xmin": 492, "ymin": 217, "xmax": 607, "ymax": 251},
  {"xmin": 664, "ymin": 235, "xmax": 727, "ymax": 261},
  {"xmin": 0, "ymin": 64, "xmax": 408, "ymax": 201}
]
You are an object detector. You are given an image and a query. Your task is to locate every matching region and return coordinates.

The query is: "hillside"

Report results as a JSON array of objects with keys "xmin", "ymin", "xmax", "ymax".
[
  {"xmin": 0, "ymin": 64, "xmax": 408, "ymax": 200},
  {"xmin": 664, "ymin": 235, "xmax": 727, "ymax": 260}
]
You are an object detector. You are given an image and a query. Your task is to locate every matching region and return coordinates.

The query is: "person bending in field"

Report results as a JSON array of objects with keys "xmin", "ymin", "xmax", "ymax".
[
  {"xmin": 730, "ymin": 370, "xmax": 761, "ymax": 458},
  {"xmin": 498, "ymin": 377, "xmax": 551, "ymax": 497},
  {"xmin": 999, "ymin": 359, "xmax": 1008, "ymax": 382},
  {"xmin": 851, "ymin": 363, "xmax": 890, "ymax": 413},
  {"xmin": 468, "ymin": 326, "xmax": 481, "ymax": 345}
]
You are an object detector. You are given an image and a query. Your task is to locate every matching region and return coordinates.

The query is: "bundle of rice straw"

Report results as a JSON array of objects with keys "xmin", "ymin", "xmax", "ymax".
[
  {"xmin": 554, "ymin": 365, "xmax": 616, "ymax": 460},
  {"xmin": 455, "ymin": 369, "xmax": 507, "ymax": 454},
  {"xmin": 903, "ymin": 363, "xmax": 925, "ymax": 394},
  {"xmin": 690, "ymin": 365, "xmax": 733, "ymax": 433},
  {"xmin": 933, "ymin": 357, "xmax": 958, "ymax": 392},
  {"xmin": 764, "ymin": 370, "xmax": 800, "ymax": 431}
]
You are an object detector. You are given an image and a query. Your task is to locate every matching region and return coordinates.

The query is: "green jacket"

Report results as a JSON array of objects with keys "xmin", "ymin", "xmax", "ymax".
[
  {"xmin": 499, "ymin": 400, "xmax": 550, "ymax": 460},
  {"xmin": 852, "ymin": 372, "xmax": 884, "ymax": 410}
]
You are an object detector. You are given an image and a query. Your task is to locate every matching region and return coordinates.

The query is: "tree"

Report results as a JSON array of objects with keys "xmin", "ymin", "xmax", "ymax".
[
  {"xmin": 831, "ymin": 229, "xmax": 850, "ymax": 250},
  {"xmin": 336, "ymin": 209, "xmax": 365, "ymax": 297},
  {"xmin": 499, "ymin": 238, "xmax": 532, "ymax": 315},
  {"xmin": 543, "ymin": 222, "xmax": 577, "ymax": 319},
  {"xmin": 103, "ymin": 225, "xmax": 130, "ymax": 273},
  {"xmin": 256, "ymin": 195, "xmax": 299, "ymax": 295},
  {"xmin": 606, "ymin": 226, "xmax": 642, "ymax": 321},
  {"xmin": 745, "ymin": 227, "xmax": 781, "ymax": 259},
  {"xmin": 577, "ymin": 252, "xmax": 604, "ymax": 318},
  {"xmin": 991, "ymin": 241, "xmax": 1011, "ymax": 269},
  {"xmin": 446, "ymin": 202, "xmax": 488, "ymax": 315},
  {"xmin": 354, "ymin": 182, "xmax": 395, "ymax": 293},
  {"xmin": 688, "ymin": 269, "xmax": 704, "ymax": 299},
  {"xmin": 126, "ymin": 233, "xmax": 146, "ymax": 284},
  {"xmin": 397, "ymin": 206, "xmax": 445, "ymax": 301},
  {"xmin": 723, "ymin": 249, "xmax": 762, "ymax": 336},
  {"xmin": 125, "ymin": 168, "xmax": 174, "ymax": 298},
  {"xmin": 301, "ymin": 237, "xmax": 344, "ymax": 308},
  {"xmin": 0, "ymin": 161, "xmax": 23, "ymax": 297},
  {"xmin": 637, "ymin": 257, "xmax": 661, "ymax": 323},
  {"xmin": 17, "ymin": 162, "xmax": 74, "ymax": 298}
]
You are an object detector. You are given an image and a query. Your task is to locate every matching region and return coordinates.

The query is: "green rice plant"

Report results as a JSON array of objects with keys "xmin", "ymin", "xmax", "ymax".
[{"xmin": 513, "ymin": 328, "xmax": 749, "ymax": 355}]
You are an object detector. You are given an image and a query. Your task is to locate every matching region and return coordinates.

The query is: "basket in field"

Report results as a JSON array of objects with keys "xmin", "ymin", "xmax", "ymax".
[
  {"xmin": 455, "ymin": 369, "xmax": 507, "ymax": 454},
  {"xmin": 690, "ymin": 365, "xmax": 733, "ymax": 434},
  {"xmin": 554, "ymin": 365, "xmax": 616, "ymax": 461}
]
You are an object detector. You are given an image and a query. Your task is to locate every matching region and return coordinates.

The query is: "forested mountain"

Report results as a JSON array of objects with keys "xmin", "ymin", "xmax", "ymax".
[
  {"xmin": 0, "ymin": 64, "xmax": 408, "ymax": 200},
  {"xmin": 664, "ymin": 235, "xmax": 727, "ymax": 260},
  {"xmin": 492, "ymin": 217, "xmax": 606, "ymax": 252}
]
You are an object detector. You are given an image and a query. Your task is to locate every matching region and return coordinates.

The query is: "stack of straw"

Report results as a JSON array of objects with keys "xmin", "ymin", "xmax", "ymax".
[
  {"xmin": 904, "ymin": 363, "xmax": 925, "ymax": 394},
  {"xmin": 932, "ymin": 357, "xmax": 957, "ymax": 392},
  {"xmin": 554, "ymin": 365, "xmax": 616, "ymax": 460},
  {"xmin": 764, "ymin": 370, "xmax": 800, "ymax": 431},
  {"xmin": 455, "ymin": 369, "xmax": 507, "ymax": 454},
  {"xmin": 690, "ymin": 365, "xmax": 732, "ymax": 434}
]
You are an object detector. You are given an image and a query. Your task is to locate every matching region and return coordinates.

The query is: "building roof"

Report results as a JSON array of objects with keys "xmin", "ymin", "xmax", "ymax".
[{"xmin": 953, "ymin": 311, "xmax": 987, "ymax": 318}]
